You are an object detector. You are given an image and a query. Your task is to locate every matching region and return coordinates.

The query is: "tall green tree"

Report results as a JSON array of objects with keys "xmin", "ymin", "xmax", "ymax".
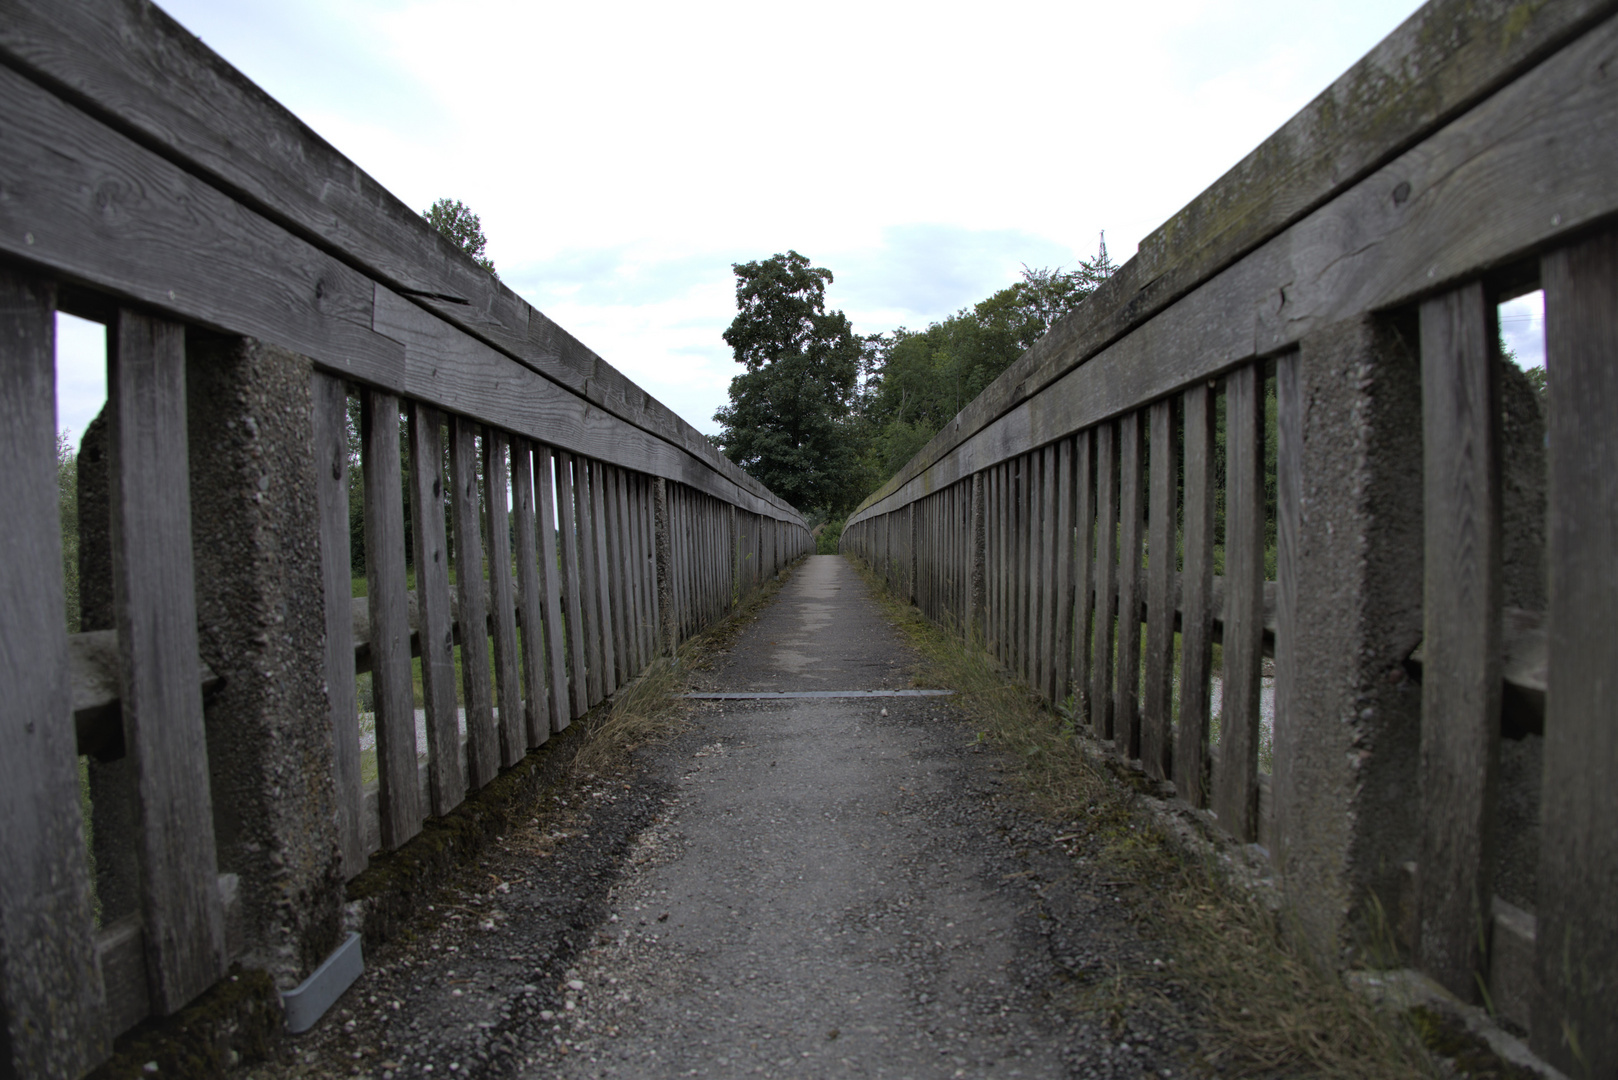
[
  {"xmin": 714, "ymin": 251, "xmax": 862, "ymax": 513},
  {"xmin": 423, "ymin": 197, "xmax": 496, "ymax": 275}
]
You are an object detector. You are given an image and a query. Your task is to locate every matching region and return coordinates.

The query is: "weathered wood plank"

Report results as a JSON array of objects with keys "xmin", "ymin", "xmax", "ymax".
[
  {"xmin": 1273, "ymin": 354, "xmax": 1301, "ymax": 847},
  {"xmin": 1039, "ymin": 445, "xmax": 1060, "ymax": 702},
  {"xmin": 1091, "ymin": 422, "xmax": 1118, "ymax": 741},
  {"xmin": 450, "ymin": 415, "xmax": 498, "ymax": 788},
  {"xmin": 589, "ymin": 459, "xmax": 618, "ymax": 699},
  {"xmin": 555, "ymin": 453, "xmax": 591, "ymax": 716},
  {"xmin": 1116, "ymin": 411, "xmax": 1146, "ymax": 760},
  {"xmin": 1417, "ymin": 282, "xmax": 1503, "ymax": 999},
  {"xmin": 1536, "ymin": 229, "xmax": 1618, "ymax": 1075},
  {"xmin": 510, "ymin": 438, "xmax": 549, "ymax": 749},
  {"xmin": 1144, "ymin": 398, "xmax": 1176, "ymax": 780},
  {"xmin": 1212, "ymin": 364, "xmax": 1266, "ymax": 840},
  {"xmin": 482, "ymin": 431, "xmax": 524, "ymax": 767},
  {"xmin": 849, "ymin": 13, "xmax": 1618, "ymax": 530},
  {"xmin": 1176, "ymin": 384, "xmax": 1215, "ymax": 808},
  {"xmin": 312, "ymin": 373, "xmax": 367, "ymax": 877},
  {"xmin": 109, "ymin": 308, "xmax": 226, "ymax": 1011},
  {"xmin": 0, "ymin": 270, "xmax": 108, "ymax": 1074},
  {"xmin": 408, "ymin": 402, "xmax": 465, "ymax": 815},
  {"xmin": 362, "ymin": 389, "xmax": 423, "ymax": 847},
  {"xmin": 845, "ymin": 0, "xmax": 1618, "ymax": 522},
  {"xmin": 534, "ymin": 445, "xmax": 572, "ymax": 731},
  {"xmin": 1072, "ymin": 430, "xmax": 1094, "ymax": 725}
]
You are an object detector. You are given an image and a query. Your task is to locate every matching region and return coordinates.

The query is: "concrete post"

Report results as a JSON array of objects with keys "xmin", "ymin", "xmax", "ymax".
[
  {"xmin": 1272, "ymin": 314, "xmax": 1424, "ymax": 966},
  {"xmin": 185, "ymin": 335, "xmax": 344, "ymax": 986}
]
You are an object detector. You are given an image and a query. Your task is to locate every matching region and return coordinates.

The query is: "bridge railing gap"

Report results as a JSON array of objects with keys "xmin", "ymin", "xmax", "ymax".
[
  {"xmin": 843, "ymin": 1, "xmax": 1618, "ymax": 1071},
  {"xmin": 0, "ymin": 2, "xmax": 812, "ymax": 1070}
]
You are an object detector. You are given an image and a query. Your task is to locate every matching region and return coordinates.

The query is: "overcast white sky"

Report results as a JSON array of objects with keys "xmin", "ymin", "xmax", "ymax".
[{"xmin": 58, "ymin": 0, "xmax": 1545, "ymax": 445}]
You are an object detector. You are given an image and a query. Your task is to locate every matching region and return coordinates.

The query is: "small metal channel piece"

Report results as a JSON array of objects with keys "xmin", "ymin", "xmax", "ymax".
[
  {"xmin": 681, "ymin": 690, "xmax": 955, "ymax": 700},
  {"xmin": 282, "ymin": 931, "xmax": 364, "ymax": 1034}
]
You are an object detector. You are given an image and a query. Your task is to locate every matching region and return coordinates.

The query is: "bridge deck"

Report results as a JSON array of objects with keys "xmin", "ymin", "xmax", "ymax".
[{"xmin": 257, "ymin": 556, "xmax": 1195, "ymax": 1078}]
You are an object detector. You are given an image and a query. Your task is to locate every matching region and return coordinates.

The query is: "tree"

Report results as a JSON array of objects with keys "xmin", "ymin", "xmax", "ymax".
[
  {"xmin": 423, "ymin": 198, "xmax": 495, "ymax": 274},
  {"xmin": 714, "ymin": 252, "xmax": 863, "ymax": 514}
]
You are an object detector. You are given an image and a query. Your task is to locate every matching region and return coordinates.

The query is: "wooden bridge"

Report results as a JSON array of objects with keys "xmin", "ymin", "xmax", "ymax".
[{"xmin": 0, "ymin": 0, "xmax": 1613, "ymax": 1076}]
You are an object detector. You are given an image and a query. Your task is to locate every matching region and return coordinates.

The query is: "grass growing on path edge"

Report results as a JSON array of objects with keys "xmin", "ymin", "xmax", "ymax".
[{"xmin": 846, "ymin": 558, "xmax": 1441, "ymax": 1080}]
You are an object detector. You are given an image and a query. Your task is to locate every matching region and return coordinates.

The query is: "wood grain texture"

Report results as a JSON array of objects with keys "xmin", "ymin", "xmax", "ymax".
[
  {"xmin": 510, "ymin": 439, "xmax": 549, "ymax": 749},
  {"xmin": 450, "ymin": 415, "xmax": 498, "ymax": 789},
  {"xmin": 1116, "ymin": 412, "xmax": 1146, "ymax": 760},
  {"xmin": 554, "ymin": 453, "xmax": 590, "ymax": 718},
  {"xmin": 1091, "ymin": 423, "xmax": 1117, "ymax": 741},
  {"xmin": 0, "ymin": 0, "xmax": 810, "ymax": 519},
  {"xmin": 1143, "ymin": 398, "xmax": 1177, "ymax": 780},
  {"xmin": 312, "ymin": 373, "xmax": 367, "ymax": 877},
  {"xmin": 108, "ymin": 309, "xmax": 226, "ymax": 1012},
  {"xmin": 845, "ymin": 0, "xmax": 1617, "ymax": 523},
  {"xmin": 0, "ymin": 271, "xmax": 108, "ymax": 1074},
  {"xmin": 408, "ymin": 402, "xmax": 464, "ymax": 816},
  {"xmin": 848, "ymin": 13, "xmax": 1618, "ymax": 530},
  {"xmin": 1272, "ymin": 355, "xmax": 1301, "ymax": 848},
  {"xmin": 482, "ymin": 432, "xmax": 524, "ymax": 767},
  {"xmin": 1536, "ymin": 229, "xmax": 1618, "ymax": 1074},
  {"xmin": 361, "ymin": 389, "xmax": 422, "ymax": 848},
  {"xmin": 588, "ymin": 459, "xmax": 617, "ymax": 701},
  {"xmin": 602, "ymin": 467, "xmax": 628, "ymax": 684},
  {"xmin": 533, "ymin": 445, "xmax": 572, "ymax": 731},
  {"xmin": 1072, "ymin": 431, "xmax": 1094, "ymax": 726},
  {"xmin": 1212, "ymin": 364, "xmax": 1266, "ymax": 840},
  {"xmin": 1417, "ymin": 282, "xmax": 1502, "ymax": 1000},
  {"xmin": 1052, "ymin": 441, "xmax": 1075, "ymax": 705},
  {"xmin": 1176, "ymin": 384, "xmax": 1215, "ymax": 808}
]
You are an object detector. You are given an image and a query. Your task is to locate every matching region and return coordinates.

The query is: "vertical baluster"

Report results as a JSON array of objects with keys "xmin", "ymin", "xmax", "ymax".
[
  {"xmin": 1273, "ymin": 354, "xmax": 1301, "ymax": 844},
  {"xmin": 312, "ymin": 374, "xmax": 365, "ymax": 875},
  {"xmin": 1176, "ymin": 384, "xmax": 1216, "ymax": 808},
  {"xmin": 1091, "ymin": 422, "xmax": 1118, "ymax": 741},
  {"xmin": 409, "ymin": 403, "xmax": 465, "ymax": 811},
  {"xmin": 535, "ymin": 446, "xmax": 573, "ymax": 730},
  {"xmin": 1053, "ymin": 438, "xmax": 1076, "ymax": 712},
  {"xmin": 1073, "ymin": 430, "xmax": 1094, "ymax": 726},
  {"xmin": 554, "ymin": 453, "xmax": 590, "ymax": 717},
  {"xmin": 510, "ymin": 438, "xmax": 550, "ymax": 749},
  {"xmin": 1417, "ymin": 282, "xmax": 1501, "ymax": 998},
  {"xmin": 1039, "ymin": 444, "xmax": 1059, "ymax": 701},
  {"xmin": 0, "ymin": 272, "xmax": 108, "ymax": 1073},
  {"xmin": 1027, "ymin": 453, "xmax": 1045, "ymax": 692},
  {"xmin": 1537, "ymin": 231, "xmax": 1618, "ymax": 1072},
  {"xmin": 1144, "ymin": 399, "xmax": 1177, "ymax": 780},
  {"xmin": 451, "ymin": 416, "xmax": 498, "ymax": 788},
  {"xmin": 576, "ymin": 459, "xmax": 606, "ymax": 705},
  {"xmin": 1117, "ymin": 410, "xmax": 1145, "ymax": 760},
  {"xmin": 1214, "ymin": 363, "xmax": 1266, "ymax": 839},
  {"xmin": 484, "ymin": 432, "xmax": 524, "ymax": 766}
]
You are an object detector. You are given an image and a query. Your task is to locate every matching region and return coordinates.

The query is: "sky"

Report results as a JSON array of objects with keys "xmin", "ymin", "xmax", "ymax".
[{"xmin": 56, "ymin": 0, "xmax": 1546, "ymax": 446}]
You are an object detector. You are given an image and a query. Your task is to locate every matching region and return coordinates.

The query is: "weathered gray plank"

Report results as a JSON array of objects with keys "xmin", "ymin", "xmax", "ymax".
[
  {"xmin": 1536, "ymin": 229, "xmax": 1618, "ymax": 1075},
  {"xmin": 1143, "ymin": 398, "xmax": 1176, "ymax": 780},
  {"xmin": 0, "ymin": 0, "xmax": 813, "ymax": 517},
  {"xmin": 1116, "ymin": 411, "xmax": 1145, "ymax": 760},
  {"xmin": 361, "ymin": 389, "xmax": 423, "ymax": 847},
  {"xmin": 1072, "ymin": 430, "xmax": 1094, "ymax": 725},
  {"xmin": 1272, "ymin": 355, "xmax": 1301, "ymax": 847},
  {"xmin": 845, "ymin": 0, "xmax": 1617, "ymax": 522},
  {"xmin": 1417, "ymin": 282, "xmax": 1503, "ymax": 999},
  {"xmin": 510, "ymin": 438, "xmax": 550, "ymax": 749},
  {"xmin": 1051, "ymin": 442, "xmax": 1076, "ymax": 705},
  {"xmin": 1038, "ymin": 446, "xmax": 1060, "ymax": 702},
  {"xmin": 408, "ymin": 402, "xmax": 463, "ymax": 816},
  {"xmin": 1176, "ymin": 384, "xmax": 1215, "ymax": 808},
  {"xmin": 1091, "ymin": 423, "xmax": 1117, "ymax": 741},
  {"xmin": 533, "ymin": 445, "xmax": 572, "ymax": 731},
  {"xmin": 450, "ymin": 415, "xmax": 498, "ymax": 788},
  {"xmin": 482, "ymin": 431, "xmax": 524, "ymax": 767},
  {"xmin": 1213, "ymin": 364, "xmax": 1266, "ymax": 840},
  {"xmin": 584, "ymin": 459, "xmax": 613, "ymax": 702},
  {"xmin": 109, "ymin": 308, "xmax": 226, "ymax": 1011},
  {"xmin": 312, "ymin": 373, "xmax": 366, "ymax": 876},
  {"xmin": 554, "ymin": 453, "xmax": 590, "ymax": 717},
  {"xmin": 0, "ymin": 270, "xmax": 108, "ymax": 1075}
]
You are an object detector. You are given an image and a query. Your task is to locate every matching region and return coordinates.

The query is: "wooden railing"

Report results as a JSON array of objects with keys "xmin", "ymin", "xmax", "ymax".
[
  {"xmin": 0, "ymin": 1, "xmax": 809, "ymax": 1074},
  {"xmin": 843, "ymin": 0, "xmax": 1617, "ymax": 1071}
]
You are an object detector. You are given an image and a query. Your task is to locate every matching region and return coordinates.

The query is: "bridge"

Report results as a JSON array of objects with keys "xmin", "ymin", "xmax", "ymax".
[{"xmin": 1, "ymin": 0, "xmax": 1614, "ymax": 1076}]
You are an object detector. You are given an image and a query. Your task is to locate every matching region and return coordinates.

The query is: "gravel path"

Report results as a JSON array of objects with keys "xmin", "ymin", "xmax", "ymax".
[{"xmin": 260, "ymin": 556, "xmax": 1204, "ymax": 1080}]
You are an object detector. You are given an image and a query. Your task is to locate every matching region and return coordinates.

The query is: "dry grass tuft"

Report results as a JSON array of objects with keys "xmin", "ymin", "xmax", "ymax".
[{"xmin": 849, "ymin": 558, "xmax": 1439, "ymax": 1079}]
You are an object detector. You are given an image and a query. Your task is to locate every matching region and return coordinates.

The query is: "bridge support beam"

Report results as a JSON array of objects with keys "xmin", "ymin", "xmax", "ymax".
[{"xmin": 1272, "ymin": 314, "xmax": 1425, "ymax": 967}]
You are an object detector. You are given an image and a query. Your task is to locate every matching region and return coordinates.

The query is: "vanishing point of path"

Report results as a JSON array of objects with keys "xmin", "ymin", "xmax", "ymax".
[{"xmin": 259, "ymin": 556, "xmax": 1200, "ymax": 1080}]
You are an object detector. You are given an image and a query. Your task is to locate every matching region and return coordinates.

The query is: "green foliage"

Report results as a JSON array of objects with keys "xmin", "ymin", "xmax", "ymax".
[
  {"xmin": 816, "ymin": 517, "xmax": 845, "ymax": 555},
  {"xmin": 714, "ymin": 251, "xmax": 864, "ymax": 514},
  {"xmin": 423, "ymin": 197, "xmax": 496, "ymax": 275}
]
